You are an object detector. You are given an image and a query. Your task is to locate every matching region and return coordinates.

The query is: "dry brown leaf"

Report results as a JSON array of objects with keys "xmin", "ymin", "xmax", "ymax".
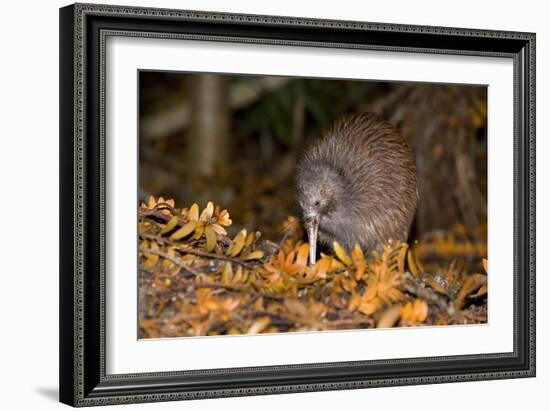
[
  {"xmin": 247, "ymin": 317, "xmax": 271, "ymax": 334},
  {"xmin": 474, "ymin": 284, "xmax": 488, "ymax": 298},
  {"xmin": 377, "ymin": 304, "xmax": 403, "ymax": 328},
  {"xmin": 170, "ymin": 221, "xmax": 197, "ymax": 240},
  {"xmin": 138, "ymin": 197, "xmax": 488, "ymax": 337},
  {"xmin": 454, "ymin": 273, "xmax": 487, "ymax": 311},
  {"xmin": 424, "ymin": 276, "xmax": 448, "ymax": 295},
  {"xmin": 407, "ymin": 250, "xmax": 420, "ymax": 277}
]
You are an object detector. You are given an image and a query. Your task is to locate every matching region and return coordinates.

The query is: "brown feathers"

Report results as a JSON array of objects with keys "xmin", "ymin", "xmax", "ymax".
[{"xmin": 296, "ymin": 113, "xmax": 418, "ymax": 261}]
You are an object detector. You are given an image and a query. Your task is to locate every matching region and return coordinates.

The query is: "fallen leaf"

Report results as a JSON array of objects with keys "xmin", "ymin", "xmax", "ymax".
[
  {"xmin": 333, "ymin": 242, "xmax": 352, "ymax": 266},
  {"xmin": 160, "ymin": 216, "xmax": 179, "ymax": 235},
  {"xmin": 242, "ymin": 250, "xmax": 264, "ymax": 261},
  {"xmin": 205, "ymin": 226, "xmax": 216, "ymax": 251},
  {"xmin": 170, "ymin": 221, "xmax": 197, "ymax": 240},
  {"xmin": 454, "ymin": 274, "xmax": 487, "ymax": 311},
  {"xmin": 400, "ymin": 299, "xmax": 428, "ymax": 323},
  {"xmin": 247, "ymin": 317, "xmax": 271, "ymax": 334},
  {"xmin": 188, "ymin": 203, "xmax": 199, "ymax": 221},
  {"xmin": 227, "ymin": 229, "xmax": 247, "ymax": 257},
  {"xmin": 295, "ymin": 243, "xmax": 309, "ymax": 267},
  {"xmin": 377, "ymin": 304, "xmax": 403, "ymax": 328}
]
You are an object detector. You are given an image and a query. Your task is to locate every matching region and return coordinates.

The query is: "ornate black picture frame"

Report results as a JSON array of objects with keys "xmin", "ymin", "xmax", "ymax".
[{"xmin": 59, "ymin": 3, "xmax": 535, "ymax": 407}]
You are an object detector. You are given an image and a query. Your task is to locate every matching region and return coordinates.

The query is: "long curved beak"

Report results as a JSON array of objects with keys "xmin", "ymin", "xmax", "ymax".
[{"xmin": 304, "ymin": 214, "xmax": 320, "ymax": 265}]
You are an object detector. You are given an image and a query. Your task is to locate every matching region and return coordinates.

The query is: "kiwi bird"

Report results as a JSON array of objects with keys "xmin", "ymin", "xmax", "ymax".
[{"xmin": 296, "ymin": 113, "xmax": 418, "ymax": 265}]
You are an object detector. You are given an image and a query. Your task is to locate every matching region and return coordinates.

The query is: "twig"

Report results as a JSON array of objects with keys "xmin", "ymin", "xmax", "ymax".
[
  {"xmin": 157, "ymin": 271, "xmax": 284, "ymax": 302},
  {"xmin": 192, "ymin": 283, "xmax": 284, "ymax": 302},
  {"xmin": 324, "ymin": 317, "xmax": 375, "ymax": 329},
  {"xmin": 175, "ymin": 246, "xmax": 254, "ymax": 268},
  {"xmin": 140, "ymin": 247, "xmax": 193, "ymax": 270},
  {"xmin": 140, "ymin": 208, "xmax": 174, "ymax": 224},
  {"xmin": 402, "ymin": 271, "xmax": 451, "ymax": 312},
  {"xmin": 140, "ymin": 232, "xmax": 255, "ymax": 268}
]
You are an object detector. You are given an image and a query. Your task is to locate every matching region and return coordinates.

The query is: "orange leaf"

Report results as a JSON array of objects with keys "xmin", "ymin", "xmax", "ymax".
[
  {"xmin": 314, "ymin": 256, "xmax": 331, "ymax": 279},
  {"xmin": 397, "ymin": 244, "xmax": 408, "ymax": 273},
  {"xmin": 355, "ymin": 259, "xmax": 366, "ymax": 281},
  {"xmin": 400, "ymin": 299, "xmax": 428, "ymax": 323},
  {"xmin": 296, "ymin": 243, "xmax": 309, "ymax": 267},
  {"xmin": 348, "ymin": 292, "xmax": 361, "ymax": 312},
  {"xmin": 358, "ymin": 297, "xmax": 381, "ymax": 315},
  {"xmin": 351, "ymin": 244, "xmax": 365, "ymax": 264}
]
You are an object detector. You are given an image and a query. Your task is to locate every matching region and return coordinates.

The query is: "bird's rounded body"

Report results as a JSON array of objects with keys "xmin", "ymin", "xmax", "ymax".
[{"xmin": 296, "ymin": 113, "xmax": 417, "ymax": 262}]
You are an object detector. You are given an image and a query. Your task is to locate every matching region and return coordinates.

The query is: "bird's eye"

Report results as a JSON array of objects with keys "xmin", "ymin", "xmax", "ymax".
[{"xmin": 314, "ymin": 200, "xmax": 320, "ymax": 207}]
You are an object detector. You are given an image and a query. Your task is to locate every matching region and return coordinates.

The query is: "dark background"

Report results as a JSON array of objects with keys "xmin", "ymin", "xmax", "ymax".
[{"xmin": 139, "ymin": 71, "xmax": 487, "ymax": 243}]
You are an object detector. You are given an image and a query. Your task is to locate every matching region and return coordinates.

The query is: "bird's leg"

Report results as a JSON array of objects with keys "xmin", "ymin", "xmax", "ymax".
[{"xmin": 304, "ymin": 215, "xmax": 320, "ymax": 265}]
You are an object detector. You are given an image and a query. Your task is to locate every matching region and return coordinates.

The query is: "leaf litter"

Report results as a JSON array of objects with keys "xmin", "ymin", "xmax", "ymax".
[{"xmin": 139, "ymin": 196, "xmax": 487, "ymax": 338}]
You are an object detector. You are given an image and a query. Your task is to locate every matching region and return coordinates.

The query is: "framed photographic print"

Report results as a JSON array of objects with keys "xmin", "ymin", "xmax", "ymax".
[{"xmin": 59, "ymin": 3, "xmax": 536, "ymax": 407}]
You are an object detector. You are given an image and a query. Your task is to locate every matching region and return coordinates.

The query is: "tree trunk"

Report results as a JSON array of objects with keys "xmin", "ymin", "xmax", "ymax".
[{"xmin": 186, "ymin": 74, "xmax": 230, "ymax": 178}]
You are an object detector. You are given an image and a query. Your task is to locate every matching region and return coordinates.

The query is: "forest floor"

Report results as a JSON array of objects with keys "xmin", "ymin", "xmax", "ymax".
[{"xmin": 138, "ymin": 197, "xmax": 487, "ymax": 338}]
